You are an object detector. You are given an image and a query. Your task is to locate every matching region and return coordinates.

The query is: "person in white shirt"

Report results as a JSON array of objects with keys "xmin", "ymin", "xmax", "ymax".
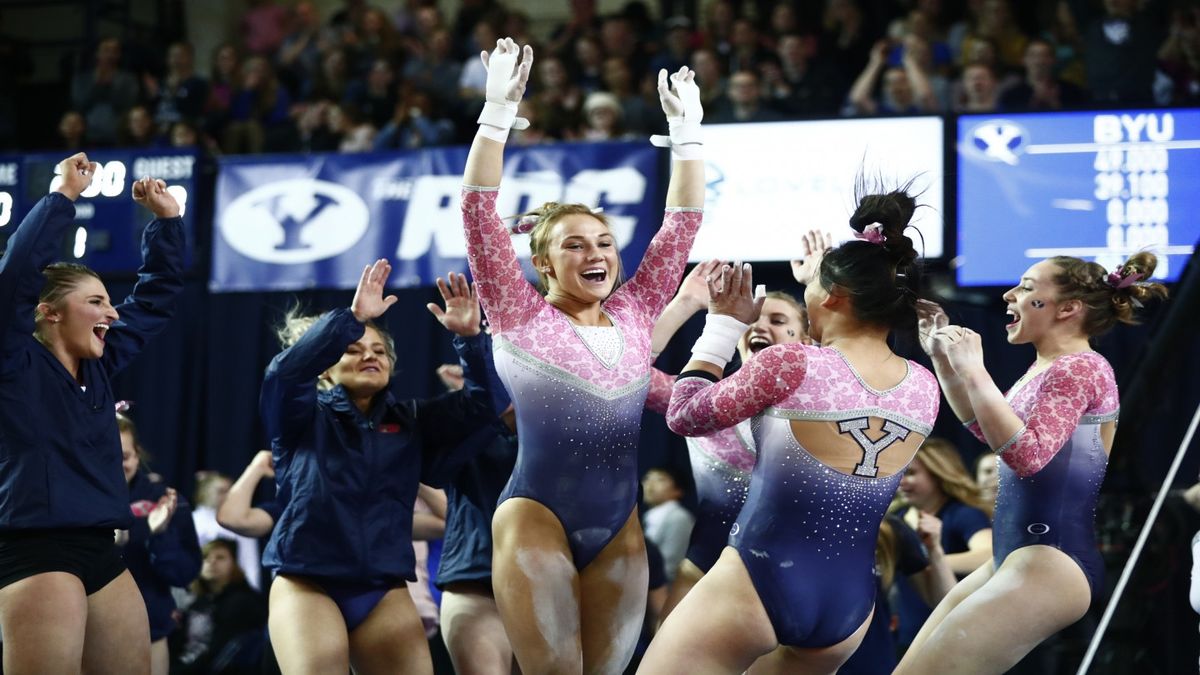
[
  {"xmin": 642, "ymin": 467, "xmax": 695, "ymax": 583},
  {"xmin": 191, "ymin": 472, "xmax": 263, "ymax": 590}
]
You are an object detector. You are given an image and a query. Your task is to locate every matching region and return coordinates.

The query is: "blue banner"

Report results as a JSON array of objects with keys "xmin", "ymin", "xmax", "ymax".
[{"xmin": 211, "ymin": 143, "xmax": 662, "ymax": 292}]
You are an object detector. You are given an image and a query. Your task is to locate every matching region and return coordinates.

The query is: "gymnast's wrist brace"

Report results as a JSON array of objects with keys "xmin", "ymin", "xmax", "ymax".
[
  {"xmin": 690, "ymin": 314, "xmax": 748, "ymax": 370},
  {"xmin": 476, "ymin": 101, "xmax": 529, "ymax": 143},
  {"xmin": 650, "ymin": 117, "xmax": 703, "ymax": 161}
]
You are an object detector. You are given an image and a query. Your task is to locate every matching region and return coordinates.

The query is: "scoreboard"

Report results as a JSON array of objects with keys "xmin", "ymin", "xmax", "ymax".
[
  {"xmin": 957, "ymin": 109, "xmax": 1199, "ymax": 286},
  {"xmin": 0, "ymin": 150, "xmax": 198, "ymax": 274}
]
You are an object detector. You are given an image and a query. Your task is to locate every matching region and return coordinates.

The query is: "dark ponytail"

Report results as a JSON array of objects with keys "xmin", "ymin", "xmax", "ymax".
[{"xmin": 818, "ymin": 177, "xmax": 925, "ymax": 331}]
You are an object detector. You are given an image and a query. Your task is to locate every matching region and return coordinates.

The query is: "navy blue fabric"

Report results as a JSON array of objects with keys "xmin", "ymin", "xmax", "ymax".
[
  {"xmin": 894, "ymin": 500, "xmax": 991, "ymax": 647},
  {"xmin": 125, "ymin": 470, "xmax": 202, "ymax": 640},
  {"xmin": 0, "ymin": 193, "xmax": 185, "ymax": 532},
  {"xmin": 260, "ymin": 309, "xmax": 499, "ymax": 584},
  {"xmin": 841, "ymin": 515, "xmax": 929, "ymax": 674},
  {"xmin": 436, "ymin": 431, "xmax": 517, "ymax": 588},
  {"xmin": 315, "ymin": 577, "xmax": 393, "ymax": 632}
]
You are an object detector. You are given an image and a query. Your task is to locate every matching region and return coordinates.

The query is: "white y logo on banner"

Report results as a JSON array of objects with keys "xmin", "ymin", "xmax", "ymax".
[{"xmin": 220, "ymin": 179, "xmax": 370, "ymax": 263}]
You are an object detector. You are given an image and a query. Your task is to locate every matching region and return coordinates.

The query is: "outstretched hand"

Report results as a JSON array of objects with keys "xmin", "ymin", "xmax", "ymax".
[
  {"xmin": 481, "ymin": 38, "xmax": 533, "ymax": 104},
  {"xmin": 675, "ymin": 259, "xmax": 723, "ymax": 312},
  {"xmin": 351, "ymin": 259, "xmax": 399, "ymax": 323},
  {"xmin": 132, "ymin": 176, "xmax": 181, "ymax": 218},
  {"xmin": 656, "ymin": 66, "xmax": 703, "ymax": 121},
  {"xmin": 934, "ymin": 325, "xmax": 985, "ymax": 375},
  {"xmin": 707, "ymin": 262, "xmax": 764, "ymax": 325},
  {"xmin": 426, "ymin": 271, "xmax": 481, "ymax": 337},
  {"xmin": 790, "ymin": 229, "xmax": 832, "ymax": 286},
  {"xmin": 148, "ymin": 488, "xmax": 178, "ymax": 535},
  {"xmin": 54, "ymin": 153, "xmax": 98, "ymax": 201}
]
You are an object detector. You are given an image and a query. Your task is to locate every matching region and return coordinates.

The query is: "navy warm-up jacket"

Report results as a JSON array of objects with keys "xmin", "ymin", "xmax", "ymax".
[
  {"xmin": 0, "ymin": 192, "xmax": 185, "ymax": 531},
  {"xmin": 260, "ymin": 308, "xmax": 501, "ymax": 584},
  {"xmin": 125, "ymin": 470, "xmax": 203, "ymax": 640}
]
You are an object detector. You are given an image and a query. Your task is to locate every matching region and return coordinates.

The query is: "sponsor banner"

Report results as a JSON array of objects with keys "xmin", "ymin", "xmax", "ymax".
[{"xmin": 211, "ymin": 144, "xmax": 661, "ymax": 292}]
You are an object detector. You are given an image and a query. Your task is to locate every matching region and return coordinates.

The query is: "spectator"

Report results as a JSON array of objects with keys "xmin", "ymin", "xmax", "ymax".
[
  {"xmin": 975, "ymin": 451, "xmax": 999, "ymax": 504},
  {"xmin": 820, "ymin": 0, "xmax": 874, "ymax": 86},
  {"xmin": 650, "ymin": 16, "xmax": 696, "ymax": 77},
  {"xmin": 329, "ymin": 103, "xmax": 375, "ymax": 152},
  {"xmin": 70, "ymin": 37, "xmax": 140, "ymax": 145},
  {"xmin": 147, "ymin": 42, "xmax": 209, "ymax": 135},
  {"xmin": 710, "ymin": 69, "xmax": 785, "ymax": 123},
  {"xmin": 402, "ymin": 28, "xmax": 462, "ymax": 110},
  {"xmin": 240, "ymin": 0, "xmax": 289, "ymax": 57},
  {"xmin": 641, "ymin": 467, "xmax": 695, "ymax": 583},
  {"xmin": 1157, "ymin": 7, "xmax": 1200, "ymax": 105},
  {"xmin": 344, "ymin": 58, "xmax": 398, "ymax": 129},
  {"xmin": 57, "ymin": 110, "xmax": 88, "ymax": 150},
  {"xmin": 223, "ymin": 56, "xmax": 293, "ymax": 154},
  {"xmin": 959, "ymin": 0, "xmax": 1029, "ymax": 71},
  {"xmin": 457, "ymin": 18, "xmax": 497, "ymax": 104},
  {"xmin": 846, "ymin": 40, "xmax": 937, "ymax": 115},
  {"xmin": 192, "ymin": 472, "xmax": 265, "ymax": 591},
  {"xmin": 1067, "ymin": 0, "xmax": 1168, "ymax": 104},
  {"xmin": 601, "ymin": 15, "xmax": 646, "ymax": 75},
  {"xmin": 531, "ymin": 54, "xmax": 584, "ymax": 141},
  {"xmin": 303, "ymin": 47, "xmax": 351, "ymax": 103},
  {"xmin": 348, "ymin": 7, "xmax": 403, "ymax": 73},
  {"xmin": 728, "ymin": 17, "xmax": 771, "ymax": 74},
  {"xmin": 547, "ymin": 0, "xmax": 603, "ymax": 57},
  {"xmin": 573, "ymin": 35, "xmax": 606, "ymax": 93},
  {"xmin": 701, "ymin": 0, "xmax": 738, "ymax": 62},
  {"xmin": 600, "ymin": 56, "xmax": 657, "ymax": 135},
  {"xmin": 172, "ymin": 540, "xmax": 268, "ymax": 675},
  {"xmin": 957, "ymin": 62, "xmax": 1000, "ymax": 112},
  {"xmin": 999, "ymin": 38, "xmax": 1087, "ymax": 110},
  {"xmin": 276, "ymin": 1, "xmax": 328, "ymax": 95},
  {"xmin": 373, "ymin": 89, "xmax": 455, "ymax": 150},
  {"xmin": 580, "ymin": 91, "xmax": 633, "ymax": 141},
  {"xmin": 770, "ymin": 33, "xmax": 842, "ymax": 116},
  {"xmin": 205, "ymin": 43, "xmax": 241, "ymax": 128},
  {"xmin": 294, "ymin": 100, "xmax": 341, "ymax": 152},
  {"xmin": 690, "ymin": 48, "xmax": 728, "ymax": 107},
  {"xmin": 118, "ymin": 104, "xmax": 162, "ymax": 148}
]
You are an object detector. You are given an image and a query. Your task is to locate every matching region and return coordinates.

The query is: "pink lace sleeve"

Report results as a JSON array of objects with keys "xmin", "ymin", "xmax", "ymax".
[
  {"xmin": 964, "ymin": 419, "xmax": 987, "ymax": 444},
  {"xmin": 461, "ymin": 188, "xmax": 542, "ymax": 334},
  {"xmin": 998, "ymin": 354, "xmax": 1115, "ymax": 477},
  {"xmin": 667, "ymin": 345, "xmax": 808, "ymax": 437},
  {"xmin": 645, "ymin": 367, "xmax": 675, "ymax": 416},
  {"xmin": 620, "ymin": 209, "xmax": 703, "ymax": 319}
]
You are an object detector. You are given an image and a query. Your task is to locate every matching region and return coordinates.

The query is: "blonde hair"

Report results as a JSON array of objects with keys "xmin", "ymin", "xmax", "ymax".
[
  {"xmin": 516, "ymin": 202, "xmax": 624, "ymax": 294},
  {"xmin": 764, "ymin": 290, "xmax": 809, "ymax": 334},
  {"xmin": 116, "ymin": 412, "xmax": 152, "ymax": 467},
  {"xmin": 913, "ymin": 438, "xmax": 992, "ymax": 516},
  {"xmin": 34, "ymin": 263, "xmax": 103, "ymax": 342},
  {"xmin": 1047, "ymin": 252, "xmax": 1169, "ymax": 337},
  {"xmin": 275, "ymin": 305, "xmax": 397, "ymax": 389}
]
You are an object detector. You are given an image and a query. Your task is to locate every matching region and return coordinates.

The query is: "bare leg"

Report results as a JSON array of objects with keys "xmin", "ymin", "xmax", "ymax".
[
  {"xmin": 894, "ymin": 546, "xmax": 1091, "ymax": 675},
  {"xmin": 82, "ymin": 570, "xmax": 152, "ymax": 674},
  {"xmin": 348, "ymin": 586, "xmax": 433, "ymax": 675},
  {"xmin": 743, "ymin": 613, "xmax": 872, "ymax": 675},
  {"xmin": 0, "ymin": 572, "xmax": 89, "ymax": 674},
  {"xmin": 492, "ymin": 497, "xmax": 583, "ymax": 674},
  {"xmin": 441, "ymin": 583, "xmax": 515, "ymax": 675},
  {"xmin": 658, "ymin": 558, "xmax": 704, "ymax": 627},
  {"xmin": 150, "ymin": 638, "xmax": 170, "ymax": 675},
  {"xmin": 579, "ymin": 509, "xmax": 648, "ymax": 675},
  {"xmin": 269, "ymin": 575, "xmax": 351, "ymax": 675},
  {"xmin": 637, "ymin": 547, "xmax": 777, "ymax": 674},
  {"xmin": 905, "ymin": 559, "xmax": 993, "ymax": 658}
]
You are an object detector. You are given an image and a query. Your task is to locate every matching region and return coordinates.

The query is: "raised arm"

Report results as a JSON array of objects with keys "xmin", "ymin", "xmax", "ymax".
[
  {"xmin": 0, "ymin": 154, "xmax": 93, "ymax": 364},
  {"xmin": 847, "ymin": 40, "xmax": 888, "ymax": 114},
  {"xmin": 461, "ymin": 38, "xmax": 540, "ymax": 333},
  {"xmin": 217, "ymin": 450, "xmax": 277, "ymax": 538},
  {"xmin": 100, "ymin": 177, "xmax": 185, "ymax": 375},
  {"xmin": 623, "ymin": 68, "xmax": 707, "ymax": 318},
  {"xmin": 651, "ymin": 259, "xmax": 721, "ymax": 356}
]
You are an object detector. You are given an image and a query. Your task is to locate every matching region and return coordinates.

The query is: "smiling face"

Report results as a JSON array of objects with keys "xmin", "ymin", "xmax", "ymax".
[
  {"xmin": 322, "ymin": 325, "xmax": 392, "ymax": 399},
  {"xmin": 534, "ymin": 213, "xmax": 619, "ymax": 304},
  {"xmin": 1001, "ymin": 260, "xmax": 1071, "ymax": 345},
  {"xmin": 899, "ymin": 458, "xmax": 942, "ymax": 510},
  {"xmin": 39, "ymin": 275, "xmax": 119, "ymax": 361},
  {"xmin": 739, "ymin": 297, "xmax": 809, "ymax": 359}
]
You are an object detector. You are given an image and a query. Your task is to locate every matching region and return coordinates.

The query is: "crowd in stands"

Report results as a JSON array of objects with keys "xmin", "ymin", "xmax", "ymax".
[{"xmin": 32, "ymin": 0, "xmax": 1200, "ymax": 157}]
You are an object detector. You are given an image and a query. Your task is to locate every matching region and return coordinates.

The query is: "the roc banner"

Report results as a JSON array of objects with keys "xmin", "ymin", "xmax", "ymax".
[{"xmin": 211, "ymin": 143, "xmax": 662, "ymax": 292}]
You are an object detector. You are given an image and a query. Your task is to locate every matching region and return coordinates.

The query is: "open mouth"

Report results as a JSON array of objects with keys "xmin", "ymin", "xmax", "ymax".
[
  {"xmin": 93, "ymin": 324, "xmax": 110, "ymax": 342},
  {"xmin": 1005, "ymin": 308, "xmax": 1020, "ymax": 330},
  {"xmin": 580, "ymin": 267, "xmax": 608, "ymax": 285},
  {"xmin": 747, "ymin": 335, "xmax": 772, "ymax": 353},
  {"xmin": 360, "ymin": 365, "xmax": 382, "ymax": 373}
]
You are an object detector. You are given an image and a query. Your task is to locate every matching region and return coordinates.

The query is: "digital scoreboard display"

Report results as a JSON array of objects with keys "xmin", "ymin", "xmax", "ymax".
[
  {"xmin": 693, "ymin": 116, "xmax": 945, "ymax": 262},
  {"xmin": 957, "ymin": 109, "xmax": 1199, "ymax": 286},
  {"xmin": 0, "ymin": 150, "xmax": 198, "ymax": 274}
]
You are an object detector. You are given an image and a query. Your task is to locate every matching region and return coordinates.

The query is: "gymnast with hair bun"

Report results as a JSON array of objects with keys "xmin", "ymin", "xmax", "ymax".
[{"xmin": 897, "ymin": 253, "xmax": 1168, "ymax": 674}]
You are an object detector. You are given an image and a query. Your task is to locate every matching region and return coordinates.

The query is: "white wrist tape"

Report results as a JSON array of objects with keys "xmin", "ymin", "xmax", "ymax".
[
  {"xmin": 477, "ymin": 100, "xmax": 531, "ymax": 143},
  {"xmin": 650, "ymin": 116, "xmax": 703, "ymax": 160},
  {"xmin": 690, "ymin": 313, "xmax": 749, "ymax": 370}
]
